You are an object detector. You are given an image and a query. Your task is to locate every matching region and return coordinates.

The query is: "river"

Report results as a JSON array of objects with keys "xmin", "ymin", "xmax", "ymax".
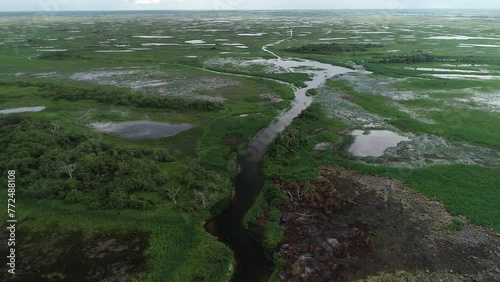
[{"xmin": 204, "ymin": 28, "xmax": 357, "ymax": 282}]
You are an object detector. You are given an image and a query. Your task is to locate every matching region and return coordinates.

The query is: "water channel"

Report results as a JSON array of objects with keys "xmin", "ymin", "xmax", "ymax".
[{"xmin": 204, "ymin": 28, "xmax": 357, "ymax": 281}]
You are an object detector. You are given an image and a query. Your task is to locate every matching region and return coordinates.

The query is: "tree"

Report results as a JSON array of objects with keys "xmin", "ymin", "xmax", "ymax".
[
  {"xmin": 196, "ymin": 190, "xmax": 207, "ymax": 208},
  {"xmin": 50, "ymin": 122, "xmax": 60, "ymax": 134},
  {"xmin": 63, "ymin": 163, "xmax": 76, "ymax": 178},
  {"xmin": 166, "ymin": 186, "xmax": 181, "ymax": 205}
]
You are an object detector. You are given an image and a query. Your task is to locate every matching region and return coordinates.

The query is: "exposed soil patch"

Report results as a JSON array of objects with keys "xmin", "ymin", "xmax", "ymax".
[
  {"xmin": 0, "ymin": 225, "xmax": 150, "ymax": 282},
  {"xmin": 275, "ymin": 166, "xmax": 500, "ymax": 281}
]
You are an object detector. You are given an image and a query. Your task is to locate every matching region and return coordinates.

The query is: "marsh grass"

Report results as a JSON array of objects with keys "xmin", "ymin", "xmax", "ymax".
[
  {"xmin": 256, "ymin": 103, "xmax": 500, "ymax": 233},
  {"xmin": 327, "ymin": 79, "xmax": 500, "ymax": 151},
  {"xmin": 0, "ymin": 72, "xmax": 286, "ymax": 280}
]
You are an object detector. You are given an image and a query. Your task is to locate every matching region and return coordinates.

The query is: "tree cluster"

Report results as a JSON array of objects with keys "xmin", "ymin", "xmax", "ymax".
[
  {"xmin": 38, "ymin": 52, "xmax": 91, "ymax": 60},
  {"xmin": 283, "ymin": 43, "xmax": 378, "ymax": 54},
  {"xmin": 163, "ymin": 160, "xmax": 232, "ymax": 213},
  {"xmin": 0, "ymin": 116, "xmax": 173, "ymax": 210},
  {"xmin": 40, "ymin": 84, "xmax": 224, "ymax": 112},
  {"xmin": 266, "ymin": 104, "xmax": 321, "ymax": 166},
  {"xmin": 377, "ymin": 50, "xmax": 481, "ymax": 64}
]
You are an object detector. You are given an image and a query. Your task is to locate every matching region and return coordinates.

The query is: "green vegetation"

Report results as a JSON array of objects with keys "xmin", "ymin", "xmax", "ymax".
[
  {"xmin": 284, "ymin": 43, "xmax": 379, "ymax": 54},
  {"xmin": 2, "ymin": 9, "xmax": 500, "ymax": 282},
  {"xmin": 265, "ymin": 104, "xmax": 343, "ymax": 181},
  {"xmin": 255, "ymin": 104, "xmax": 500, "ymax": 232},
  {"xmin": 245, "ymin": 104, "xmax": 340, "ymax": 276},
  {"xmin": 306, "ymin": 89, "xmax": 318, "ymax": 96},
  {"xmin": 327, "ymin": 79, "xmax": 500, "ymax": 151},
  {"xmin": 0, "ymin": 116, "xmax": 169, "ymax": 210},
  {"xmin": 448, "ymin": 218, "xmax": 465, "ymax": 231},
  {"xmin": 41, "ymin": 82, "xmax": 224, "ymax": 112},
  {"xmin": 199, "ymin": 115, "xmax": 272, "ymax": 171},
  {"xmin": 394, "ymin": 78, "xmax": 500, "ymax": 92},
  {"xmin": 0, "ymin": 113, "xmax": 237, "ymax": 280},
  {"xmin": 376, "ymin": 50, "xmax": 479, "ymax": 64},
  {"xmin": 203, "ymin": 66, "xmax": 310, "ymax": 88},
  {"xmin": 250, "ymin": 101, "xmax": 500, "ymax": 277},
  {"xmin": 0, "ymin": 63, "xmax": 287, "ymax": 279},
  {"xmin": 38, "ymin": 51, "xmax": 92, "ymax": 60}
]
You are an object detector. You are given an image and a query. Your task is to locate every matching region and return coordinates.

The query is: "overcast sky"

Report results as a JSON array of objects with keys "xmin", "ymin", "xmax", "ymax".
[{"xmin": 2, "ymin": 0, "xmax": 500, "ymax": 12}]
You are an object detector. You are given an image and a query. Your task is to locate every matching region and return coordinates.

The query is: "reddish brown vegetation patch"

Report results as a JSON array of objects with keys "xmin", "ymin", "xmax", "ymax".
[{"xmin": 273, "ymin": 166, "xmax": 500, "ymax": 282}]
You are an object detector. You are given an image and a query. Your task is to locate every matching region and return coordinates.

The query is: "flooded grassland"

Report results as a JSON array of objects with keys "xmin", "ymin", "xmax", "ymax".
[{"xmin": 0, "ymin": 10, "xmax": 499, "ymax": 282}]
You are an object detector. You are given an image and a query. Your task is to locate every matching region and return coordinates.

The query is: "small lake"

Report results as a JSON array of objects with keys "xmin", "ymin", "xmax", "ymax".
[
  {"xmin": 141, "ymin": 43, "xmax": 180, "ymax": 46},
  {"xmin": 36, "ymin": 49, "xmax": 68, "ymax": 52},
  {"xmin": 185, "ymin": 40, "xmax": 206, "ymax": 44},
  {"xmin": 91, "ymin": 121, "xmax": 193, "ymax": 139},
  {"xmin": 238, "ymin": 33, "xmax": 266, "ymax": 36},
  {"xmin": 95, "ymin": 50, "xmax": 134, "ymax": 53},
  {"xmin": 132, "ymin": 35, "xmax": 173, "ymax": 39},
  {"xmin": 349, "ymin": 130, "xmax": 410, "ymax": 157},
  {"xmin": 0, "ymin": 106, "xmax": 46, "ymax": 114}
]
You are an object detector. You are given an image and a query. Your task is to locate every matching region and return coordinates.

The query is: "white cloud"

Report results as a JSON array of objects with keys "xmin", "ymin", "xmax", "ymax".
[{"xmin": 134, "ymin": 0, "xmax": 160, "ymax": 4}]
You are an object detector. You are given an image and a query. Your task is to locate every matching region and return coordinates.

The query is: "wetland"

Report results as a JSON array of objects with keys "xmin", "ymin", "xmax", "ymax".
[{"xmin": 0, "ymin": 9, "xmax": 499, "ymax": 282}]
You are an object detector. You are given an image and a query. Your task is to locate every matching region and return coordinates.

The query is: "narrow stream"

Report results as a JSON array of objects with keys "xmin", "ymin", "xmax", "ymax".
[{"xmin": 204, "ymin": 28, "xmax": 356, "ymax": 282}]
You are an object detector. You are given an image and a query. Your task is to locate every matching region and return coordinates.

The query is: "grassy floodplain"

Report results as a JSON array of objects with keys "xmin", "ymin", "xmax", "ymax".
[
  {"xmin": 0, "ymin": 11, "xmax": 310, "ymax": 281},
  {"xmin": 0, "ymin": 9, "xmax": 499, "ymax": 281},
  {"xmin": 259, "ymin": 9, "xmax": 500, "ymax": 230}
]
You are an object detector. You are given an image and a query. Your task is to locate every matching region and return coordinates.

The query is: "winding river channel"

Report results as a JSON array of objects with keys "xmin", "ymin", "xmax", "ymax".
[{"xmin": 204, "ymin": 28, "xmax": 357, "ymax": 281}]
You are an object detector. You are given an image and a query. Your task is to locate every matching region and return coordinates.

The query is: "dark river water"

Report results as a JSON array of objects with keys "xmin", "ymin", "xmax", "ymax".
[{"xmin": 204, "ymin": 28, "xmax": 357, "ymax": 282}]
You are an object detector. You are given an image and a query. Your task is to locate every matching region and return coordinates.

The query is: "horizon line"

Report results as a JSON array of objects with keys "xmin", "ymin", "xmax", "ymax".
[{"xmin": 2, "ymin": 8, "xmax": 500, "ymax": 13}]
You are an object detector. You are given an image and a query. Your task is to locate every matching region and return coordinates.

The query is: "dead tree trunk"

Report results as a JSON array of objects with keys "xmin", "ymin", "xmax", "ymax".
[
  {"xmin": 197, "ymin": 191, "xmax": 207, "ymax": 208},
  {"xmin": 167, "ymin": 186, "xmax": 181, "ymax": 205},
  {"xmin": 65, "ymin": 164, "xmax": 76, "ymax": 178},
  {"xmin": 50, "ymin": 122, "xmax": 60, "ymax": 134}
]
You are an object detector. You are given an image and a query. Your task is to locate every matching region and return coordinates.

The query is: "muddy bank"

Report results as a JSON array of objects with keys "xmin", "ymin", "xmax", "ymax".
[{"xmin": 272, "ymin": 166, "xmax": 500, "ymax": 281}]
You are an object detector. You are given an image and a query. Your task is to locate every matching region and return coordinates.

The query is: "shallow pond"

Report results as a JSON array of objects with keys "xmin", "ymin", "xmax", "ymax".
[
  {"xmin": 0, "ymin": 106, "xmax": 46, "ymax": 114},
  {"xmin": 185, "ymin": 39, "xmax": 206, "ymax": 44},
  {"xmin": 36, "ymin": 49, "xmax": 68, "ymax": 52},
  {"xmin": 141, "ymin": 43, "xmax": 180, "ymax": 46},
  {"xmin": 132, "ymin": 35, "xmax": 173, "ymax": 39},
  {"xmin": 459, "ymin": 43, "xmax": 500, "ymax": 48},
  {"xmin": 91, "ymin": 121, "xmax": 193, "ymax": 139},
  {"xmin": 428, "ymin": 35, "xmax": 500, "ymax": 40},
  {"xmin": 349, "ymin": 130, "xmax": 410, "ymax": 157},
  {"xmin": 95, "ymin": 50, "xmax": 133, "ymax": 53},
  {"xmin": 430, "ymin": 74, "xmax": 500, "ymax": 80},
  {"xmin": 238, "ymin": 33, "xmax": 266, "ymax": 36}
]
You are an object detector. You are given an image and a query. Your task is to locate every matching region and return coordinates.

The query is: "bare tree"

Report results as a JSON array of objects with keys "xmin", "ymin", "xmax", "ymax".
[
  {"xmin": 50, "ymin": 122, "xmax": 60, "ymax": 134},
  {"xmin": 167, "ymin": 186, "xmax": 181, "ymax": 205},
  {"xmin": 64, "ymin": 163, "xmax": 76, "ymax": 178},
  {"xmin": 196, "ymin": 190, "xmax": 207, "ymax": 208},
  {"xmin": 296, "ymin": 186, "xmax": 307, "ymax": 200},
  {"xmin": 285, "ymin": 190, "xmax": 294, "ymax": 203}
]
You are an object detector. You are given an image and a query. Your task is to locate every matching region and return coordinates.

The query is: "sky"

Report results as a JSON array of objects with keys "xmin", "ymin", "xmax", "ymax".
[{"xmin": 2, "ymin": 0, "xmax": 500, "ymax": 12}]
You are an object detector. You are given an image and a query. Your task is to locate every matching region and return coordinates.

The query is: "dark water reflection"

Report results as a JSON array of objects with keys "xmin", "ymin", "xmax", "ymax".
[{"xmin": 205, "ymin": 55, "xmax": 357, "ymax": 281}]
